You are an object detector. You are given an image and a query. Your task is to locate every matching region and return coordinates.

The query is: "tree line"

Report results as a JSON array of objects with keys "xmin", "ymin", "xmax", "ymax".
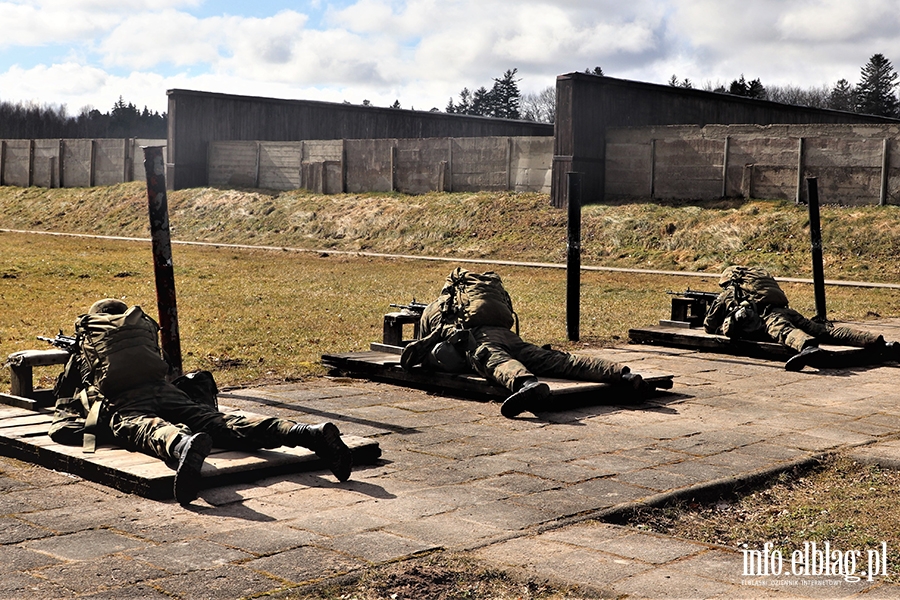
[
  {"xmin": 7, "ymin": 53, "xmax": 899, "ymax": 138},
  {"xmin": 0, "ymin": 96, "xmax": 167, "ymax": 139},
  {"xmin": 669, "ymin": 53, "xmax": 900, "ymax": 118}
]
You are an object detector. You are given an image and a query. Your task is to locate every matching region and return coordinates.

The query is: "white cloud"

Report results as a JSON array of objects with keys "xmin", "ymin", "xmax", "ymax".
[{"xmin": 4, "ymin": 0, "xmax": 900, "ymax": 117}]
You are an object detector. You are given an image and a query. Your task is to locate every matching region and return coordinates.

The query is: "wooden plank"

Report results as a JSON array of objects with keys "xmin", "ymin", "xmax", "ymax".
[
  {"xmin": 321, "ymin": 351, "xmax": 675, "ymax": 401},
  {"xmin": 628, "ymin": 325, "xmax": 888, "ymax": 367},
  {"xmin": 0, "ymin": 392, "xmax": 41, "ymax": 410},
  {"xmin": 0, "ymin": 405, "xmax": 382, "ymax": 500}
]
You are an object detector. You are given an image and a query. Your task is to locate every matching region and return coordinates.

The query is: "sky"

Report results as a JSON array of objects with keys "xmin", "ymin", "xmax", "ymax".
[{"xmin": 2, "ymin": 0, "xmax": 900, "ymax": 116}]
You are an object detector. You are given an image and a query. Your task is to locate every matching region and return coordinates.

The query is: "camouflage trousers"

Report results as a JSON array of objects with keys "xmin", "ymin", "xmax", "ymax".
[
  {"xmin": 106, "ymin": 381, "xmax": 299, "ymax": 461},
  {"xmin": 764, "ymin": 307, "xmax": 884, "ymax": 352},
  {"xmin": 467, "ymin": 326, "xmax": 628, "ymax": 391}
]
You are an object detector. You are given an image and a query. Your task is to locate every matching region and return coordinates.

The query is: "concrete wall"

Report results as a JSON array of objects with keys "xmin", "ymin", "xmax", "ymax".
[
  {"xmin": 0, "ymin": 139, "xmax": 165, "ymax": 188},
  {"xmin": 167, "ymin": 88, "xmax": 554, "ymax": 191},
  {"xmin": 208, "ymin": 136, "xmax": 554, "ymax": 195},
  {"xmin": 553, "ymin": 73, "xmax": 900, "ymax": 206},
  {"xmin": 605, "ymin": 124, "xmax": 900, "ymax": 205}
]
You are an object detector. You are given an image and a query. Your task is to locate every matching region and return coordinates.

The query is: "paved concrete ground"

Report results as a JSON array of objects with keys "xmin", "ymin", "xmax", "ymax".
[{"xmin": 3, "ymin": 320, "xmax": 900, "ymax": 599}]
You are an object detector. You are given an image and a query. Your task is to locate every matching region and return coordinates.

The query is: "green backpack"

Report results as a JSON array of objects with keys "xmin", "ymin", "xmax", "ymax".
[
  {"xmin": 438, "ymin": 267, "xmax": 518, "ymax": 331},
  {"xmin": 719, "ymin": 266, "xmax": 789, "ymax": 308},
  {"xmin": 74, "ymin": 305, "xmax": 170, "ymax": 397}
]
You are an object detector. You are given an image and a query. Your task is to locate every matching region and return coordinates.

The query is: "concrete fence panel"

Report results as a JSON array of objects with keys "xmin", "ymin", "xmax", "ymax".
[
  {"xmin": 726, "ymin": 137, "xmax": 799, "ymax": 201},
  {"xmin": 345, "ymin": 139, "xmax": 393, "ymax": 193},
  {"xmin": 93, "ymin": 139, "xmax": 127, "ymax": 186},
  {"xmin": 61, "ymin": 139, "xmax": 93, "ymax": 187},
  {"xmin": 208, "ymin": 141, "xmax": 258, "ymax": 188},
  {"xmin": 654, "ymin": 138, "xmax": 725, "ymax": 200},
  {"xmin": 32, "ymin": 140, "xmax": 60, "ymax": 188},
  {"xmin": 395, "ymin": 138, "xmax": 448, "ymax": 194},
  {"xmin": 259, "ymin": 143, "xmax": 302, "ymax": 190},
  {"xmin": 451, "ymin": 137, "xmax": 509, "ymax": 192},
  {"xmin": 803, "ymin": 137, "xmax": 882, "ymax": 206},
  {"xmin": 605, "ymin": 141, "xmax": 652, "ymax": 198},
  {"xmin": 510, "ymin": 136, "xmax": 553, "ymax": 193},
  {"xmin": 1, "ymin": 140, "xmax": 32, "ymax": 187}
]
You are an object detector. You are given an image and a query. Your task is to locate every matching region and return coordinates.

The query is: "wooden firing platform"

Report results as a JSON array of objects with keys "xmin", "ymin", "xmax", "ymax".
[
  {"xmin": 0, "ymin": 402, "xmax": 381, "ymax": 501},
  {"xmin": 628, "ymin": 324, "xmax": 890, "ymax": 367},
  {"xmin": 321, "ymin": 348, "xmax": 674, "ymax": 404}
]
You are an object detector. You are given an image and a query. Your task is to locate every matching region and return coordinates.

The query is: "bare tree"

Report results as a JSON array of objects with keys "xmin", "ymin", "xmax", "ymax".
[
  {"xmin": 766, "ymin": 84, "xmax": 830, "ymax": 108},
  {"xmin": 520, "ymin": 86, "xmax": 556, "ymax": 124}
]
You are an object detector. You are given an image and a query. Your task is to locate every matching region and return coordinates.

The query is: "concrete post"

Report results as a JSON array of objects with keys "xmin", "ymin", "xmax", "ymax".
[
  {"xmin": 28, "ymin": 139, "xmax": 34, "ymax": 187},
  {"xmin": 58, "ymin": 139, "xmax": 64, "ymax": 188},
  {"xmin": 143, "ymin": 145, "xmax": 183, "ymax": 377},
  {"xmin": 649, "ymin": 139, "xmax": 656, "ymax": 199},
  {"xmin": 254, "ymin": 142, "xmax": 261, "ymax": 188},
  {"xmin": 880, "ymin": 138, "xmax": 889, "ymax": 206},
  {"xmin": 721, "ymin": 136, "xmax": 730, "ymax": 198},
  {"xmin": 795, "ymin": 137, "xmax": 804, "ymax": 204}
]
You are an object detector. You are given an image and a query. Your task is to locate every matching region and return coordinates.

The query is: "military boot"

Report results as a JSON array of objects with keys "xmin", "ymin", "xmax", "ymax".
[
  {"xmin": 500, "ymin": 377, "xmax": 550, "ymax": 419},
  {"xmin": 171, "ymin": 431, "xmax": 213, "ymax": 505},
  {"xmin": 289, "ymin": 423, "xmax": 352, "ymax": 482},
  {"xmin": 784, "ymin": 345, "xmax": 824, "ymax": 371}
]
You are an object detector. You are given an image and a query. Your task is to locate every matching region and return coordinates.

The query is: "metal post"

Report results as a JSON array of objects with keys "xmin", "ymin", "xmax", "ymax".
[
  {"xmin": 566, "ymin": 172, "xmax": 582, "ymax": 341},
  {"xmin": 143, "ymin": 145, "xmax": 182, "ymax": 377},
  {"xmin": 806, "ymin": 177, "xmax": 827, "ymax": 322},
  {"xmin": 880, "ymin": 138, "xmax": 889, "ymax": 206}
]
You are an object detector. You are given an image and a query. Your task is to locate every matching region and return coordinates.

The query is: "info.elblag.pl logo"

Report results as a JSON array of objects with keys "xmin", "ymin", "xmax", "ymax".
[{"xmin": 742, "ymin": 541, "xmax": 889, "ymax": 583}]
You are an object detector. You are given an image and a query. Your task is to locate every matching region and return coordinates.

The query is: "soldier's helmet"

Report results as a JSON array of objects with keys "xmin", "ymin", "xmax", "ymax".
[{"xmin": 88, "ymin": 298, "xmax": 128, "ymax": 315}]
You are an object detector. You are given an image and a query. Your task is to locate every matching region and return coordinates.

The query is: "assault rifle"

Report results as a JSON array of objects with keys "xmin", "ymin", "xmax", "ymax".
[
  {"xmin": 37, "ymin": 331, "xmax": 78, "ymax": 353},
  {"xmin": 389, "ymin": 300, "xmax": 429, "ymax": 315},
  {"xmin": 665, "ymin": 289, "xmax": 720, "ymax": 302}
]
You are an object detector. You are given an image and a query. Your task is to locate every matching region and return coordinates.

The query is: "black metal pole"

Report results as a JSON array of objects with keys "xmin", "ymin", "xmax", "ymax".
[
  {"xmin": 806, "ymin": 177, "xmax": 827, "ymax": 322},
  {"xmin": 566, "ymin": 172, "xmax": 582, "ymax": 341},
  {"xmin": 143, "ymin": 146, "xmax": 182, "ymax": 377}
]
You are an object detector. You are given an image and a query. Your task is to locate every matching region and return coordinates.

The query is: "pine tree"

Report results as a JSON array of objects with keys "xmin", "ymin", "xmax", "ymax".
[
  {"xmin": 855, "ymin": 53, "xmax": 899, "ymax": 117},
  {"xmin": 827, "ymin": 79, "xmax": 855, "ymax": 111},
  {"xmin": 489, "ymin": 69, "xmax": 521, "ymax": 119}
]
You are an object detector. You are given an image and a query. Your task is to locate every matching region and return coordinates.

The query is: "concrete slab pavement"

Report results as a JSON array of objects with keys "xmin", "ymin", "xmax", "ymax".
[{"xmin": 3, "ymin": 319, "xmax": 900, "ymax": 598}]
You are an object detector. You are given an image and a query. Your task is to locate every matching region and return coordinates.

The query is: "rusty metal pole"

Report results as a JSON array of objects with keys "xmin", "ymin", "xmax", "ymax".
[
  {"xmin": 566, "ymin": 172, "xmax": 582, "ymax": 341},
  {"xmin": 143, "ymin": 146, "xmax": 182, "ymax": 377},
  {"xmin": 806, "ymin": 177, "xmax": 827, "ymax": 322}
]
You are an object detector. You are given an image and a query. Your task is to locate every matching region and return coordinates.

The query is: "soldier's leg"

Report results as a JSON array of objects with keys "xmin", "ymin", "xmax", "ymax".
[
  {"xmin": 468, "ymin": 327, "xmax": 551, "ymax": 418},
  {"xmin": 763, "ymin": 308, "xmax": 817, "ymax": 352},
  {"xmin": 108, "ymin": 410, "xmax": 187, "ymax": 460},
  {"xmin": 468, "ymin": 326, "xmax": 534, "ymax": 391},
  {"xmin": 153, "ymin": 383, "xmax": 351, "ymax": 481},
  {"xmin": 819, "ymin": 323, "xmax": 884, "ymax": 348},
  {"xmin": 516, "ymin": 343, "xmax": 629, "ymax": 383}
]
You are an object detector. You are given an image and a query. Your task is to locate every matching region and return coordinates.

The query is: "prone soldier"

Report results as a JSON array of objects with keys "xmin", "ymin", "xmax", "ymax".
[
  {"xmin": 400, "ymin": 268, "xmax": 649, "ymax": 418},
  {"xmin": 703, "ymin": 266, "xmax": 900, "ymax": 371},
  {"xmin": 49, "ymin": 298, "xmax": 353, "ymax": 504}
]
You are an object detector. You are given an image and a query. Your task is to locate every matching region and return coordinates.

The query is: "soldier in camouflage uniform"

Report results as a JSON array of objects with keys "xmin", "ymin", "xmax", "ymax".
[
  {"xmin": 401, "ymin": 269, "xmax": 648, "ymax": 418},
  {"xmin": 50, "ymin": 299, "xmax": 352, "ymax": 504},
  {"xmin": 704, "ymin": 266, "xmax": 899, "ymax": 371}
]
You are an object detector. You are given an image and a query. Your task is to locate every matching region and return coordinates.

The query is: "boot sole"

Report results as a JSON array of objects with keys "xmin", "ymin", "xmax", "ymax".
[
  {"xmin": 320, "ymin": 423, "xmax": 353, "ymax": 482},
  {"xmin": 174, "ymin": 432, "xmax": 213, "ymax": 505}
]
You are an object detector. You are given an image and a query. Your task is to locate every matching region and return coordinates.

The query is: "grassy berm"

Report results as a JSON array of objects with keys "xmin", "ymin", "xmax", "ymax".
[{"xmin": 2, "ymin": 181, "xmax": 900, "ymax": 390}]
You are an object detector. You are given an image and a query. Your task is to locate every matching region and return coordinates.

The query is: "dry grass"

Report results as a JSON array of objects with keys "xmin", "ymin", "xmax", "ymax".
[
  {"xmin": 286, "ymin": 553, "xmax": 595, "ymax": 600},
  {"xmin": 3, "ymin": 183, "xmax": 900, "ymax": 390},
  {"xmin": 2, "ymin": 230, "xmax": 898, "ymax": 392},
  {"xmin": 617, "ymin": 455, "xmax": 900, "ymax": 583}
]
